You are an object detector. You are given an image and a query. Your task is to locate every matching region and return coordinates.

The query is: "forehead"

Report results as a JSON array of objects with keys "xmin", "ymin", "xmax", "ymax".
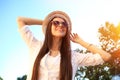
[{"xmin": 52, "ymin": 17, "xmax": 65, "ymax": 21}]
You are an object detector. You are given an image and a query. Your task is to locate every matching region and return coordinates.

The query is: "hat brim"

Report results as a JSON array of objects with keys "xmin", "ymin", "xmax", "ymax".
[{"xmin": 42, "ymin": 11, "xmax": 72, "ymax": 34}]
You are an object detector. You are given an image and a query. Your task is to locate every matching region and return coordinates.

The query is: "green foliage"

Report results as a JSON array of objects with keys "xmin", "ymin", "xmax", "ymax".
[
  {"xmin": 75, "ymin": 63, "xmax": 112, "ymax": 80},
  {"xmin": 17, "ymin": 75, "xmax": 27, "ymax": 80},
  {"xmin": 0, "ymin": 76, "xmax": 3, "ymax": 80}
]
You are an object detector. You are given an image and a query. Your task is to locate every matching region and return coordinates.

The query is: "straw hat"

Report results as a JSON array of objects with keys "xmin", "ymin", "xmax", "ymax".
[{"xmin": 42, "ymin": 10, "xmax": 72, "ymax": 34}]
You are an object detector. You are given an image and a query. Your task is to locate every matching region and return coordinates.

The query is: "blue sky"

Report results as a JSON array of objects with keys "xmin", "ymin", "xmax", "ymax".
[{"xmin": 0, "ymin": 0, "xmax": 120, "ymax": 80}]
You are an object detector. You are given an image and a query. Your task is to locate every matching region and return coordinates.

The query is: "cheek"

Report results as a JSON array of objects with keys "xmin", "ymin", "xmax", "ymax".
[
  {"xmin": 51, "ymin": 26, "xmax": 56, "ymax": 35},
  {"xmin": 63, "ymin": 28, "xmax": 67, "ymax": 34}
]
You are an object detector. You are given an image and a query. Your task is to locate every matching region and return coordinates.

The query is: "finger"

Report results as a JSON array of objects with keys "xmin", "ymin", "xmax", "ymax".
[
  {"xmin": 70, "ymin": 36, "xmax": 74, "ymax": 42},
  {"xmin": 70, "ymin": 34, "xmax": 75, "ymax": 42},
  {"xmin": 70, "ymin": 33, "xmax": 74, "ymax": 38},
  {"xmin": 74, "ymin": 33, "xmax": 77, "ymax": 36},
  {"xmin": 72, "ymin": 33, "xmax": 75, "ymax": 36}
]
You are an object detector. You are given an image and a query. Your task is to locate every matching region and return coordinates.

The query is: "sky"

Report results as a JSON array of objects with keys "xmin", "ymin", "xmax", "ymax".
[{"xmin": 0, "ymin": 0, "xmax": 120, "ymax": 80}]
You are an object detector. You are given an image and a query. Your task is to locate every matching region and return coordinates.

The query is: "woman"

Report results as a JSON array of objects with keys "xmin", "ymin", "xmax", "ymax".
[{"xmin": 17, "ymin": 11, "xmax": 111, "ymax": 80}]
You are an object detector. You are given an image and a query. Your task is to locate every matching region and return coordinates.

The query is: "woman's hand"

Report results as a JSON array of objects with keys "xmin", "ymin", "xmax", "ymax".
[{"xmin": 70, "ymin": 33, "xmax": 82, "ymax": 44}]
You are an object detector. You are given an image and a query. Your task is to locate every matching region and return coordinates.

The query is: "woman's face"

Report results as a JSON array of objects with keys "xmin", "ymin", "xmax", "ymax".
[{"xmin": 51, "ymin": 17, "xmax": 68, "ymax": 38}]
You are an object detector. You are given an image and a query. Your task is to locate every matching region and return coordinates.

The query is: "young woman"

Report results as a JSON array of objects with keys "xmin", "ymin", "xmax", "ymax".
[{"xmin": 17, "ymin": 11, "xmax": 111, "ymax": 80}]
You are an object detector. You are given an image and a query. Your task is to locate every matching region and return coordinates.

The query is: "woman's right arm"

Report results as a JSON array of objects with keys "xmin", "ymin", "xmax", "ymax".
[
  {"xmin": 17, "ymin": 17, "xmax": 43, "ymax": 29},
  {"xmin": 17, "ymin": 17, "xmax": 43, "ymax": 49}
]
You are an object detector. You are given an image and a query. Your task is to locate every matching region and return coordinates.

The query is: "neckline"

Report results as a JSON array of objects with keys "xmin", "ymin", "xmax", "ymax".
[{"xmin": 48, "ymin": 51, "xmax": 60, "ymax": 58}]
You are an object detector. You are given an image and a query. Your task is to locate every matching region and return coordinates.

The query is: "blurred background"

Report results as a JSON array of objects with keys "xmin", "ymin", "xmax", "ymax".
[{"xmin": 0, "ymin": 0, "xmax": 120, "ymax": 80}]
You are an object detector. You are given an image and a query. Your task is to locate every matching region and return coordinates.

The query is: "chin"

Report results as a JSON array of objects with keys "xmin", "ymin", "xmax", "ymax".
[
  {"xmin": 58, "ymin": 34, "xmax": 66, "ymax": 37},
  {"xmin": 55, "ymin": 35, "xmax": 65, "ymax": 38},
  {"xmin": 53, "ymin": 32, "xmax": 66, "ymax": 38}
]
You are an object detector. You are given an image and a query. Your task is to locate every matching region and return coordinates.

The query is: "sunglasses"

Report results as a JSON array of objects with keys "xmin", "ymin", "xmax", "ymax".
[{"xmin": 51, "ymin": 21, "xmax": 67, "ymax": 27}]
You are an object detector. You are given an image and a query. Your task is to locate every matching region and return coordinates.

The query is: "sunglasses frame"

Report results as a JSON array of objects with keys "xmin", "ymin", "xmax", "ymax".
[{"xmin": 51, "ymin": 21, "xmax": 68, "ymax": 27}]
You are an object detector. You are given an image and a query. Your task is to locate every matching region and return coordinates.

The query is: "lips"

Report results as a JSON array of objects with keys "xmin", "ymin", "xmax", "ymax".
[{"xmin": 57, "ymin": 28, "xmax": 64, "ymax": 32}]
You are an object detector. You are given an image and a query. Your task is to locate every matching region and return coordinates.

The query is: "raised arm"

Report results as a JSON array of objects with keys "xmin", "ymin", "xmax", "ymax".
[
  {"xmin": 17, "ymin": 17, "xmax": 43, "ymax": 49},
  {"xmin": 17, "ymin": 17, "xmax": 43, "ymax": 29},
  {"xmin": 70, "ymin": 33, "xmax": 111, "ymax": 62}
]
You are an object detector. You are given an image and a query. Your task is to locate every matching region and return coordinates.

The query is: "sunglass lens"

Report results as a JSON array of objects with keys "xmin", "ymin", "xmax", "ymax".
[
  {"xmin": 53, "ymin": 21, "xmax": 59, "ymax": 26},
  {"xmin": 52, "ymin": 21, "xmax": 67, "ymax": 27},
  {"xmin": 62, "ymin": 22, "xmax": 67, "ymax": 27}
]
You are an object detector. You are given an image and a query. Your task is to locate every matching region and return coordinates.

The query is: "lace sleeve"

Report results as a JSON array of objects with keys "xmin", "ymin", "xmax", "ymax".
[
  {"xmin": 18, "ymin": 26, "xmax": 43, "ymax": 50},
  {"xmin": 72, "ymin": 51, "xmax": 104, "ymax": 66}
]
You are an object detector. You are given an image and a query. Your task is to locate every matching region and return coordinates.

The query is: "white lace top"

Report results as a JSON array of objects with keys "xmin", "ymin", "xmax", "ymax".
[{"xmin": 19, "ymin": 26, "xmax": 104, "ymax": 80}]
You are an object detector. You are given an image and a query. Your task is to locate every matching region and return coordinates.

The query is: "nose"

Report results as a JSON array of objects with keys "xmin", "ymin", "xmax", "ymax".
[{"xmin": 59, "ymin": 23, "xmax": 63, "ymax": 27}]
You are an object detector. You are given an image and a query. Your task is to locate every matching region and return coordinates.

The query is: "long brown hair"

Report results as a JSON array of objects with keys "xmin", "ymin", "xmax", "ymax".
[{"xmin": 31, "ymin": 17, "xmax": 72, "ymax": 80}]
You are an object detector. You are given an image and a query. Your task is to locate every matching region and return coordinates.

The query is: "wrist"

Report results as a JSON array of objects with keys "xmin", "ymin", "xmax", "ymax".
[
  {"xmin": 87, "ymin": 44, "xmax": 93, "ymax": 50},
  {"xmin": 78, "ymin": 39, "xmax": 84, "ymax": 45}
]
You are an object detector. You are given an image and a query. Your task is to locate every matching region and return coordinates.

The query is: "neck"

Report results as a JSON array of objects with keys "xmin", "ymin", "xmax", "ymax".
[
  {"xmin": 49, "ymin": 50, "xmax": 60, "ymax": 57},
  {"xmin": 50, "ymin": 37, "xmax": 62, "ymax": 57}
]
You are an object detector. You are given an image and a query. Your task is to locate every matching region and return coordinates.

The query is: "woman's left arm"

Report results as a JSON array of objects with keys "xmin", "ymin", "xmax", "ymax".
[{"xmin": 70, "ymin": 33, "xmax": 111, "ymax": 61}]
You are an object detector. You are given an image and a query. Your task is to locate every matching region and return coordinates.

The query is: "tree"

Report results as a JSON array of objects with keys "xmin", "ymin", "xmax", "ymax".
[
  {"xmin": 0, "ymin": 77, "xmax": 3, "ymax": 80},
  {"xmin": 98, "ymin": 21, "xmax": 120, "ymax": 75},
  {"xmin": 98, "ymin": 22, "xmax": 120, "ymax": 52},
  {"xmin": 17, "ymin": 75, "xmax": 27, "ymax": 80}
]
